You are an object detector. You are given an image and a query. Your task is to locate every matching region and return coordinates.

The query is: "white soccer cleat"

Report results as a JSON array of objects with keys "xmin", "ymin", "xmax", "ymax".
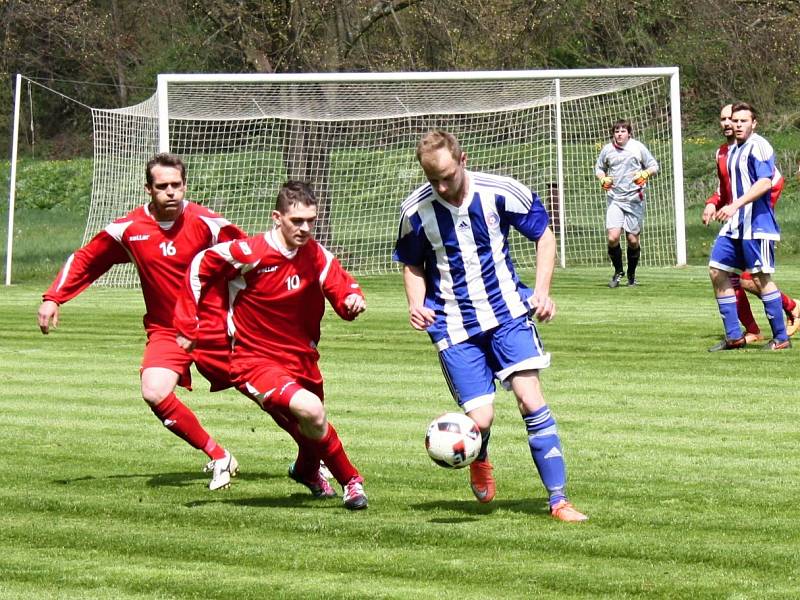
[
  {"xmin": 342, "ymin": 476, "xmax": 368, "ymax": 510},
  {"xmin": 204, "ymin": 451, "xmax": 239, "ymax": 491}
]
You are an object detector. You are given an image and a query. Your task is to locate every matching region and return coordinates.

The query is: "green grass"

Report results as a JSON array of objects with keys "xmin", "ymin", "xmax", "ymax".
[{"xmin": 3, "ymin": 267, "xmax": 800, "ymax": 598}]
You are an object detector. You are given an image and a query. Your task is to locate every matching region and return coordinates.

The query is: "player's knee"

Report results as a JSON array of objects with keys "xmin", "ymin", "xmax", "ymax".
[
  {"xmin": 140, "ymin": 368, "xmax": 178, "ymax": 406},
  {"xmin": 289, "ymin": 390, "xmax": 327, "ymax": 435},
  {"xmin": 517, "ymin": 392, "xmax": 546, "ymax": 415},
  {"xmin": 513, "ymin": 383, "xmax": 546, "ymax": 414},
  {"xmin": 467, "ymin": 405, "xmax": 494, "ymax": 431},
  {"xmin": 141, "ymin": 383, "xmax": 170, "ymax": 406},
  {"xmin": 709, "ymin": 266, "xmax": 726, "ymax": 285}
]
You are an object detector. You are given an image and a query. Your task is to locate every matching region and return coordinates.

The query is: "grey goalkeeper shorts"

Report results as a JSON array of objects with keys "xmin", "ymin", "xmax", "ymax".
[{"xmin": 606, "ymin": 199, "xmax": 645, "ymax": 234}]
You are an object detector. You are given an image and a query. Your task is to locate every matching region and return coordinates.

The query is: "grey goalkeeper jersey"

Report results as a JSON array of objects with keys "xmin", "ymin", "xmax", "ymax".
[{"xmin": 595, "ymin": 139, "xmax": 658, "ymax": 203}]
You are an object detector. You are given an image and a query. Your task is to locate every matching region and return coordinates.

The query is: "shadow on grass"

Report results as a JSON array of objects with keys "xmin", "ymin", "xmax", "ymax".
[
  {"xmin": 52, "ymin": 470, "xmax": 283, "ymax": 488},
  {"xmin": 185, "ymin": 494, "xmax": 341, "ymax": 510},
  {"xmin": 412, "ymin": 498, "xmax": 550, "ymax": 520}
]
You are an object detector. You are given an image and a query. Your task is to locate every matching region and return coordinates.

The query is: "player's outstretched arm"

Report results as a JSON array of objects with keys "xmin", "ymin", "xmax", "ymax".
[
  {"xmin": 39, "ymin": 231, "xmax": 130, "ymax": 335},
  {"xmin": 531, "ymin": 227, "xmax": 557, "ymax": 322},
  {"xmin": 37, "ymin": 300, "xmax": 60, "ymax": 334}
]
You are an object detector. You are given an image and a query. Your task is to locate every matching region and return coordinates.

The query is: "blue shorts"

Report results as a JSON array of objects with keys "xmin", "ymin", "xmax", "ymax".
[
  {"xmin": 709, "ymin": 236, "xmax": 775, "ymax": 274},
  {"xmin": 438, "ymin": 314, "xmax": 551, "ymax": 413}
]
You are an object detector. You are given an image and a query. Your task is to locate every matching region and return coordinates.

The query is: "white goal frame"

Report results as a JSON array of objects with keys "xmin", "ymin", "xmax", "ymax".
[{"xmin": 5, "ymin": 68, "xmax": 685, "ymax": 286}]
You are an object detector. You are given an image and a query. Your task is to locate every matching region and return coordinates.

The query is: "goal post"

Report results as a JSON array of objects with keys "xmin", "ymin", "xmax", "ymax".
[{"xmin": 81, "ymin": 68, "xmax": 684, "ymax": 286}]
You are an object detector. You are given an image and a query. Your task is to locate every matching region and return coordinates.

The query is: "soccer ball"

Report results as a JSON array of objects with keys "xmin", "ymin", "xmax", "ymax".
[{"xmin": 425, "ymin": 412, "xmax": 482, "ymax": 469}]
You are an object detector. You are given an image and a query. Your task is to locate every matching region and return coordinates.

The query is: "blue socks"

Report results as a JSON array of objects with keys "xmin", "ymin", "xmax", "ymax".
[
  {"xmin": 762, "ymin": 290, "xmax": 789, "ymax": 341},
  {"xmin": 716, "ymin": 294, "xmax": 743, "ymax": 340},
  {"xmin": 523, "ymin": 405, "xmax": 567, "ymax": 506}
]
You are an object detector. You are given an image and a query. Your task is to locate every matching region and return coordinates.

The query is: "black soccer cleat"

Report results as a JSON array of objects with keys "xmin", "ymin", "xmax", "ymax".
[
  {"xmin": 762, "ymin": 338, "xmax": 791, "ymax": 351},
  {"xmin": 708, "ymin": 336, "xmax": 746, "ymax": 352},
  {"xmin": 608, "ymin": 272, "xmax": 624, "ymax": 288}
]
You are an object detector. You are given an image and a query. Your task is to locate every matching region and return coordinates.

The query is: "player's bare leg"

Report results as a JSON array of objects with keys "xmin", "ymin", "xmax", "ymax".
[
  {"xmin": 289, "ymin": 389, "xmax": 366, "ymax": 509},
  {"xmin": 739, "ymin": 272, "xmax": 799, "ymax": 338},
  {"xmin": 709, "ymin": 268, "xmax": 747, "ymax": 351},
  {"xmin": 142, "ymin": 367, "xmax": 236, "ymax": 490},
  {"xmin": 731, "ymin": 274, "xmax": 762, "ymax": 342},
  {"xmin": 511, "ymin": 371, "xmax": 587, "ymax": 521}
]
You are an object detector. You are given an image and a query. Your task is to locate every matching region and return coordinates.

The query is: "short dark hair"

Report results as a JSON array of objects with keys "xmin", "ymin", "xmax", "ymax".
[
  {"xmin": 416, "ymin": 129, "xmax": 463, "ymax": 163},
  {"xmin": 610, "ymin": 119, "xmax": 633, "ymax": 138},
  {"xmin": 731, "ymin": 102, "xmax": 757, "ymax": 120},
  {"xmin": 275, "ymin": 181, "xmax": 318, "ymax": 213},
  {"xmin": 146, "ymin": 153, "xmax": 186, "ymax": 186}
]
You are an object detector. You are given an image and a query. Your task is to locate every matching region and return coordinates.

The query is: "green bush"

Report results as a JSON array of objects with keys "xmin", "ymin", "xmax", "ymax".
[{"xmin": 1, "ymin": 158, "xmax": 92, "ymax": 212}]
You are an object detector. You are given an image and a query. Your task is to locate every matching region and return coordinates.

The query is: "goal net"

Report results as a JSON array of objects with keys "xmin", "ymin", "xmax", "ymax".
[{"xmin": 85, "ymin": 69, "xmax": 684, "ymax": 286}]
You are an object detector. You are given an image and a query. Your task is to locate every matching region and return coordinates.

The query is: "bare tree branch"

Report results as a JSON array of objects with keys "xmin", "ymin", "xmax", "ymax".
[{"xmin": 344, "ymin": 0, "xmax": 423, "ymax": 51}]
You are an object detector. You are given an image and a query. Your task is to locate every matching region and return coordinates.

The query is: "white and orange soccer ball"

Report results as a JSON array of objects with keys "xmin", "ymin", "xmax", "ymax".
[{"xmin": 424, "ymin": 412, "xmax": 482, "ymax": 469}]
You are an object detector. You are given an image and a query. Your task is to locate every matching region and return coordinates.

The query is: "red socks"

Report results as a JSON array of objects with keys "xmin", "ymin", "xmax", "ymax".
[
  {"xmin": 308, "ymin": 423, "xmax": 359, "ymax": 485},
  {"xmin": 264, "ymin": 405, "xmax": 320, "ymax": 479},
  {"xmin": 150, "ymin": 392, "xmax": 224, "ymax": 459},
  {"xmin": 733, "ymin": 279, "xmax": 760, "ymax": 335},
  {"xmin": 782, "ymin": 294, "xmax": 796, "ymax": 315}
]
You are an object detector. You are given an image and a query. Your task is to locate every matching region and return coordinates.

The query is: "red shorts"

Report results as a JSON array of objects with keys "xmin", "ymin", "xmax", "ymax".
[
  {"xmin": 141, "ymin": 330, "xmax": 235, "ymax": 392},
  {"xmin": 232, "ymin": 359, "xmax": 324, "ymax": 410}
]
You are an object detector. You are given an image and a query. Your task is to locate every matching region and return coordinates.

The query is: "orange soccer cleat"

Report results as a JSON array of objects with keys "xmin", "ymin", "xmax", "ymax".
[
  {"xmin": 469, "ymin": 459, "xmax": 496, "ymax": 503},
  {"xmin": 550, "ymin": 499, "xmax": 588, "ymax": 523}
]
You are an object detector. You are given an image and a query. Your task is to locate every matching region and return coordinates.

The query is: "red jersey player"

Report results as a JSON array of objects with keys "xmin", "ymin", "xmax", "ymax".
[
  {"xmin": 37, "ymin": 153, "xmax": 245, "ymax": 491},
  {"xmin": 174, "ymin": 181, "xmax": 368, "ymax": 510},
  {"xmin": 702, "ymin": 104, "xmax": 799, "ymax": 339}
]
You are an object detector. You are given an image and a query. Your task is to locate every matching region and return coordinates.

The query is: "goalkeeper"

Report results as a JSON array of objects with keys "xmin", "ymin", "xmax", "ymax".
[{"xmin": 595, "ymin": 119, "xmax": 659, "ymax": 287}]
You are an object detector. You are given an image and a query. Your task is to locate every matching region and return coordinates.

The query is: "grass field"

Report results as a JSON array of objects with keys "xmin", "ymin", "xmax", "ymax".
[{"xmin": 3, "ymin": 267, "xmax": 800, "ymax": 599}]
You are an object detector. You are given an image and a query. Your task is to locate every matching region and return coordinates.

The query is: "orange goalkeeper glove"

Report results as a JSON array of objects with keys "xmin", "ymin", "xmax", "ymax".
[
  {"xmin": 600, "ymin": 176, "xmax": 613, "ymax": 191},
  {"xmin": 633, "ymin": 170, "xmax": 650, "ymax": 186}
]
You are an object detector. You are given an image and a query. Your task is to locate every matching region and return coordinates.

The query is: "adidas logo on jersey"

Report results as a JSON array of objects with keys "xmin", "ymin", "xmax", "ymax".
[
  {"xmin": 129, "ymin": 234, "xmax": 150, "ymax": 241},
  {"xmin": 457, "ymin": 220, "xmax": 471, "ymax": 231}
]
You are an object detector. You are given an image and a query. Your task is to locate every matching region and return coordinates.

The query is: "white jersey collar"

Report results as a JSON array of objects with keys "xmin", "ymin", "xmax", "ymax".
[{"xmin": 264, "ymin": 229, "xmax": 298, "ymax": 259}]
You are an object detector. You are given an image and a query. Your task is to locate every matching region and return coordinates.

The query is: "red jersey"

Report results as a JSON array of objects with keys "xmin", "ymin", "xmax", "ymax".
[
  {"xmin": 43, "ymin": 201, "xmax": 245, "ymax": 343},
  {"xmin": 706, "ymin": 142, "xmax": 784, "ymax": 209},
  {"xmin": 174, "ymin": 230, "xmax": 364, "ymax": 375}
]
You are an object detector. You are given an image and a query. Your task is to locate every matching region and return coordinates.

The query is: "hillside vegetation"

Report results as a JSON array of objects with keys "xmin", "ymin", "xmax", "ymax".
[{"xmin": 2, "ymin": 125, "xmax": 799, "ymax": 284}]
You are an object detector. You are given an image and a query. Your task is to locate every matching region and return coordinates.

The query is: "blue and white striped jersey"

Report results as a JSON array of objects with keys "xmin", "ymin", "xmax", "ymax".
[
  {"xmin": 718, "ymin": 132, "xmax": 780, "ymax": 240},
  {"xmin": 393, "ymin": 170, "xmax": 550, "ymax": 349}
]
